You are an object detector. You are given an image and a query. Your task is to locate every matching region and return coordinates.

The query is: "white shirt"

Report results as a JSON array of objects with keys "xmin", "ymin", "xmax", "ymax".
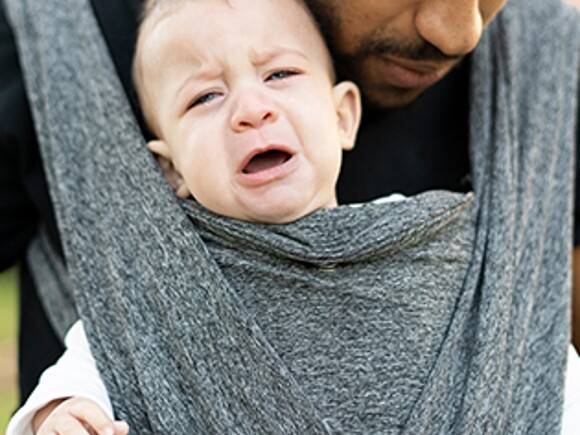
[{"xmin": 7, "ymin": 320, "xmax": 580, "ymax": 434}]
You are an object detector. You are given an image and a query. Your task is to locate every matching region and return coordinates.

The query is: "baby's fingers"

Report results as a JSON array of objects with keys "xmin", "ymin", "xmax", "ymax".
[
  {"xmin": 37, "ymin": 412, "xmax": 93, "ymax": 434},
  {"xmin": 113, "ymin": 420, "xmax": 130, "ymax": 434},
  {"xmin": 37, "ymin": 397, "xmax": 118, "ymax": 435}
]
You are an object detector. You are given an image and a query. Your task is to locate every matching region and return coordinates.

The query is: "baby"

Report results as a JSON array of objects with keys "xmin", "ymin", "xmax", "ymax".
[
  {"xmin": 7, "ymin": 0, "xmax": 361, "ymax": 433},
  {"xmin": 136, "ymin": 0, "xmax": 360, "ymax": 225}
]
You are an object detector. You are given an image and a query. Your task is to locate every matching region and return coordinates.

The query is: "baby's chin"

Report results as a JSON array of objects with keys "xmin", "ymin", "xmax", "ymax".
[
  {"xmin": 233, "ymin": 205, "xmax": 329, "ymax": 225},
  {"xmin": 203, "ymin": 195, "xmax": 339, "ymax": 225}
]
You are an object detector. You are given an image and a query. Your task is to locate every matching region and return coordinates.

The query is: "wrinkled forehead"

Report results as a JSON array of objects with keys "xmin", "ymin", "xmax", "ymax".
[
  {"xmin": 141, "ymin": 0, "xmax": 317, "ymax": 31},
  {"xmin": 138, "ymin": 0, "xmax": 331, "ymax": 63}
]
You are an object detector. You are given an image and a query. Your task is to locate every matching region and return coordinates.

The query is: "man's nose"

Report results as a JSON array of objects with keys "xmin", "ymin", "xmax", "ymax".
[
  {"xmin": 230, "ymin": 89, "xmax": 278, "ymax": 132},
  {"xmin": 415, "ymin": 0, "xmax": 483, "ymax": 57}
]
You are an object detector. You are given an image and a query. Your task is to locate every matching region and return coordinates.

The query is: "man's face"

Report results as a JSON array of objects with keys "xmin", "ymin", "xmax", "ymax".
[
  {"xmin": 139, "ymin": 0, "xmax": 360, "ymax": 223},
  {"xmin": 304, "ymin": 0, "xmax": 507, "ymax": 107}
]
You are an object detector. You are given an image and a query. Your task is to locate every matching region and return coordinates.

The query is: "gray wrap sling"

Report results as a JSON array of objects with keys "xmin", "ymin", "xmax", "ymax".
[{"xmin": 5, "ymin": 0, "xmax": 580, "ymax": 432}]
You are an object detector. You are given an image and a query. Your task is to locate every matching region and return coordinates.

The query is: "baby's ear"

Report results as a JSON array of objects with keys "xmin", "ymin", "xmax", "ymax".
[
  {"xmin": 332, "ymin": 81, "xmax": 361, "ymax": 151},
  {"xmin": 147, "ymin": 140, "xmax": 191, "ymax": 198}
]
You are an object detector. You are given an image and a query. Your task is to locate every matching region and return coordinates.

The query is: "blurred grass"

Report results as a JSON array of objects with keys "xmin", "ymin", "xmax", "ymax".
[{"xmin": 0, "ymin": 267, "xmax": 18, "ymax": 433}]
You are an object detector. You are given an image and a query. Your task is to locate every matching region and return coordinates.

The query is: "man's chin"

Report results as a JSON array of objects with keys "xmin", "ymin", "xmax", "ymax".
[{"xmin": 360, "ymin": 84, "xmax": 428, "ymax": 109}]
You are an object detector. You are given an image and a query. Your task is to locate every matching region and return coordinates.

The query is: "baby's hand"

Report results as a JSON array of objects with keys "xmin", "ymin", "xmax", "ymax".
[{"xmin": 33, "ymin": 397, "xmax": 129, "ymax": 435}]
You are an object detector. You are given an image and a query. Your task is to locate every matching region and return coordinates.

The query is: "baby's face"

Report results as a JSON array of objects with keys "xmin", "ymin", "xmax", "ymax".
[{"xmin": 138, "ymin": 0, "xmax": 360, "ymax": 223}]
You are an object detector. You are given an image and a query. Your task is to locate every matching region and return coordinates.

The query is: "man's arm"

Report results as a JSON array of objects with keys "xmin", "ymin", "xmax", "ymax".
[
  {"xmin": 568, "ymin": 0, "xmax": 580, "ymax": 354},
  {"xmin": 0, "ymin": 1, "xmax": 41, "ymax": 271},
  {"xmin": 573, "ymin": 249, "xmax": 580, "ymax": 350}
]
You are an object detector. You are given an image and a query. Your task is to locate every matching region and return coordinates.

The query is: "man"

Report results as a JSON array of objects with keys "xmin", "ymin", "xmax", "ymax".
[{"xmin": 0, "ymin": 0, "xmax": 578, "ymax": 408}]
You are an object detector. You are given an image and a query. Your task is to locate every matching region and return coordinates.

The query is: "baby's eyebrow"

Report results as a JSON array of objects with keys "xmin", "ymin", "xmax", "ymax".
[
  {"xmin": 175, "ymin": 64, "xmax": 222, "ymax": 96},
  {"xmin": 249, "ymin": 47, "xmax": 309, "ymax": 66},
  {"xmin": 191, "ymin": 64, "xmax": 223, "ymax": 81}
]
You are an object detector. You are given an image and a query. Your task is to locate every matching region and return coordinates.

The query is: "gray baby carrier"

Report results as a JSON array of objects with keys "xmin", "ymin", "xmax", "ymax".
[{"xmin": 5, "ymin": 0, "xmax": 580, "ymax": 432}]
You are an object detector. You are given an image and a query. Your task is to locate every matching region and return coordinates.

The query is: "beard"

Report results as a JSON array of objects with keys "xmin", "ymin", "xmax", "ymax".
[
  {"xmin": 336, "ymin": 32, "xmax": 464, "ymax": 108},
  {"xmin": 304, "ymin": 2, "xmax": 463, "ymax": 108}
]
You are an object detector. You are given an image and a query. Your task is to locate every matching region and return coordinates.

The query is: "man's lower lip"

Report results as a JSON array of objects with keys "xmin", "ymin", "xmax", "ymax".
[
  {"xmin": 378, "ymin": 57, "xmax": 448, "ymax": 89},
  {"xmin": 238, "ymin": 154, "xmax": 297, "ymax": 187}
]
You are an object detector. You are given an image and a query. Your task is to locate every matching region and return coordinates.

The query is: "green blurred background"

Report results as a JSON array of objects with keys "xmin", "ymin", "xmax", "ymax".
[{"xmin": 0, "ymin": 267, "xmax": 18, "ymax": 433}]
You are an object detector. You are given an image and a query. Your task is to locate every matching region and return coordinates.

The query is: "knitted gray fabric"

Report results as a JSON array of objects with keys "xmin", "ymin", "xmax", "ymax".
[
  {"xmin": 183, "ymin": 192, "xmax": 476, "ymax": 434},
  {"xmin": 5, "ymin": 0, "xmax": 580, "ymax": 433}
]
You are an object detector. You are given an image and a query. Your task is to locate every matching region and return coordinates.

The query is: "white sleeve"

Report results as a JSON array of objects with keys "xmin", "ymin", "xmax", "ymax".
[
  {"xmin": 6, "ymin": 320, "xmax": 113, "ymax": 435},
  {"xmin": 562, "ymin": 344, "xmax": 580, "ymax": 435}
]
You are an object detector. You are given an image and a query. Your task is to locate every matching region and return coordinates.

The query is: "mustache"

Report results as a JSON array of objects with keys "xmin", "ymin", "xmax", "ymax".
[{"xmin": 341, "ymin": 36, "xmax": 462, "ymax": 64}]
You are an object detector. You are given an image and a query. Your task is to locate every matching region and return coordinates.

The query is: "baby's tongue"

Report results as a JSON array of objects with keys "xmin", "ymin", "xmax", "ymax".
[{"xmin": 243, "ymin": 150, "xmax": 289, "ymax": 174}]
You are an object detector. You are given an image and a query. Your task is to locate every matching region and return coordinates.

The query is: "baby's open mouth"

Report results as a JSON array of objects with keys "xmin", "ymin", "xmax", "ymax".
[{"xmin": 242, "ymin": 150, "xmax": 292, "ymax": 174}]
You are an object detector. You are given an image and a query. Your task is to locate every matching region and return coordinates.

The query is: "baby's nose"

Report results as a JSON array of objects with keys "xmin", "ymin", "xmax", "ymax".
[{"xmin": 230, "ymin": 89, "xmax": 278, "ymax": 132}]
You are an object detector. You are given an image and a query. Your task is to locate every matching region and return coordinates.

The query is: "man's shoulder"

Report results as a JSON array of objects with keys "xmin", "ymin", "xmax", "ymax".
[
  {"xmin": 491, "ymin": 0, "xmax": 580, "ymax": 64},
  {"xmin": 504, "ymin": 0, "xmax": 580, "ymax": 30}
]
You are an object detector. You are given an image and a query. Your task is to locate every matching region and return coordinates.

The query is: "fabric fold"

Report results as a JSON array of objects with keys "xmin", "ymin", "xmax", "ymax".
[{"xmin": 184, "ymin": 190, "xmax": 474, "ymax": 264}]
